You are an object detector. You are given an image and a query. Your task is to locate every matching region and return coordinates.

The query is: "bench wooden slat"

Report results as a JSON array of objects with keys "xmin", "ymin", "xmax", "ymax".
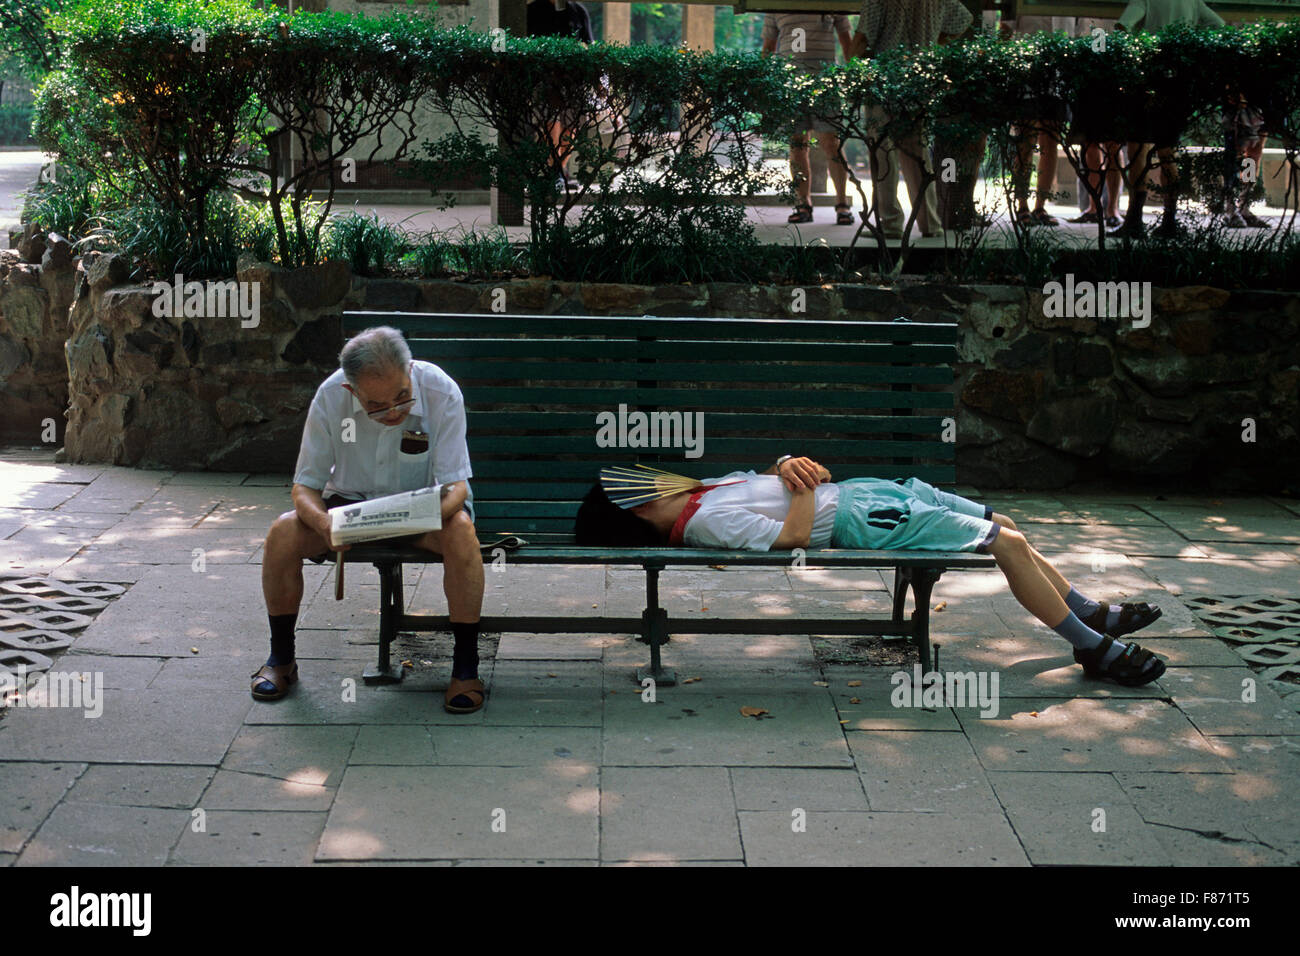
[
  {"xmin": 467, "ymin": 436, "xmax": 955, "ymax": 455},
  {"xmin": 464, "ymin": 460, "xmax": 956, "ymax": 480},
  {"xmin": 344, "ymin": 312, "xmax": 959, "ymax": 343},
  {"xmin": 459, "ymin": 387, "xmax": 954, "ymax": 409},
  {"xmin": 425, "ymin": 338, "xmax": 952, "ymax": 363},
  {"xmin": 435, "ymin": 359, "xmax": 953, "ymax": 385},
  {"xmin": 468, "ymin": 411, "xmax": 951, "ymax": 433}
]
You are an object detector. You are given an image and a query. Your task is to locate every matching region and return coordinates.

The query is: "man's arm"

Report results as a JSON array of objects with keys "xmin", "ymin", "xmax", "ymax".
[
  {"xmin": 772, "ymin": 485, "xmax": 816, "ymax": 550},
  {"xmin": 292, "ymin": 482, "xmax": 343, "ymax": 551},
  {"xmin": 439, "ymin": 480, "xmax": 468, "ymax": 522},
  {"xmin": 837, "ymin": 25, "xmax": 854, "ymax": 60},
  {"xmin": 760, "ymin": 455, "xmax": 831, "ymax": 489}
]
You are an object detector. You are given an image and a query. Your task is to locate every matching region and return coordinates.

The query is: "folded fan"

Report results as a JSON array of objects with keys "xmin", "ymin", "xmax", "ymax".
[{"xmin": 600, "ymin": 464, "xmax": 706, "ymax": 509}]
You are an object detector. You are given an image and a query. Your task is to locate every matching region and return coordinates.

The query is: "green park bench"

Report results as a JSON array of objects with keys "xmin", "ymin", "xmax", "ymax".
[{"xmin": 338, "ymin": 310, "xmax": 995, "ymax": 685}]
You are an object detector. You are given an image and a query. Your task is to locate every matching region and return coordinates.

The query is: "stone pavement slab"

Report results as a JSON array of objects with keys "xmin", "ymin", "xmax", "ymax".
[
  {"xmin": 0, "ymin": 761, "xmax": 84, "ymax": 853},
  {"xmin": 0, "ymin": 686, "xmax": 250, "ymax": 764},
  {"xmin": 61, "ymin": 652, "xmax": 164, "ymax": 690},
  {"xmin": 599, "ymin": 767, "xmax": 740, "ymax": 863},
  {"xmin": 349, "ymin": 725, "xmax": 438, "ymax": 765},
  {"xmin": 986, "ymin": 771, "xmax": 1171, "ymax": 865},
  {"xmin": 729, "ymin": 767, "xmax": 869, "ymax": 812},
  {"xmin": 1130, "ymin": 557, "xmax": 1300, "ymax": 596},
  {"xmin": 601, "ymin": 686, "xmax": 854, "ymax": 767},
  {"xmin": 478, "ymin": 660, "xmax": 602, "ymax": 727},
  {"xmin": 826, "ymin": 670, "xmax": 962, "ymax": 730},
  {"xmin": 65, "ymin": 764, "xmax": 212, "ymax": 809},
  {"xmin": 847, "ymin": 730, "xmax": 1004, "ymax": 813},
  {"xmin": 1161, "ymin": 667, "xmax": 1300, "ymax": 737},
  {"xmin": 171, "ymin": 810, "xmax": 328, "ymax": 865},
  {"xmin": 17, "ymin": 802, "xmax": 187, "ymax": 865},
  {"xmin": 318, "ymin": 765, "xmax": 598, "ymax": 862},
  {"xmin": 200, "ymin": 770, "xmax": 335, "ymax": 812},
  {"xmin": 737, "ymin": 810, "xmax": 1029, "ymax": 866},
  {"xmin": 958, "ymin": 697, "xmax": 1232, "ymax": 773},
  {"xmin": 221, "ymin": 724, "xmax": 358, "ymax": 787}
]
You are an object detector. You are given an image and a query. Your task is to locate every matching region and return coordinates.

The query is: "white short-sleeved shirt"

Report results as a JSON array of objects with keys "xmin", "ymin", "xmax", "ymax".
[
  {"xmin": 682, "ymin": 471, "xmax": 840, "ymax": 551},
  {"xmin": 292, "ymin": 360, "xmax": 474, "ymax": 516}
]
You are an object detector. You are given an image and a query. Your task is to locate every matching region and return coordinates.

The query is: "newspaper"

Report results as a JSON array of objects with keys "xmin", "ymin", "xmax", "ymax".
[{"xmin": 329, "ymin": 486, "xmax": 443, "ymax": 547}]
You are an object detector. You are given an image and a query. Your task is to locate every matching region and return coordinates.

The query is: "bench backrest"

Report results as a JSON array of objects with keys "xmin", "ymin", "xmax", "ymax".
[{"xmin": 341, "ymin": 312, "xmax": 958, "ymax": 536}]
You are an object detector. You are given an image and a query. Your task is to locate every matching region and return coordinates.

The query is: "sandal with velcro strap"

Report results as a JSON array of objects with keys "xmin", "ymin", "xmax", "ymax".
[
  {"xmin": 1073, "ymin": 635, "xmax": 1166, "ymax": 686},
  {"xmin": 1081, "ymin": 601, "xmax": 1162, "ymax": 639}
]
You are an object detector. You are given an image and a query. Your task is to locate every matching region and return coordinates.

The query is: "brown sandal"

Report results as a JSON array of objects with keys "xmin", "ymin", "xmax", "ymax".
[
  {"xmin": 250, "ymin": 662, "xmax": 298, "ymax": 701},
  {"xmin": 444, "ymin": 676, "xmax": 486, "ymax": 714}
]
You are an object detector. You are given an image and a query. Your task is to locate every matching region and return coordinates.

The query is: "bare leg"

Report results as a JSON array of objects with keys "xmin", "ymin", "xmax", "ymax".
[
  {"xmin": 412, "ymin": 509, "xmax": 484, "ymax": 623},
  {"xmin": 820, "ymin": 131, "xmax": 849, "ymax": 205},
  {"xmin": 263, "ymin": 510, "xmax": 332, "ymax": 617},
  {"xmin": 789, "ymin": 135, "xmax": 812, "ymax": 208},
  {"xmin": 987, "ymin": 527, "xmax": 1070, "ymax": 626},
  {"xmin": 1034, "ymin": 129, "xmax": 1057, "ymax": 213},
  {"xmin": 991, "ymin": 512, "xmax": 1070, "ymax": 599}
]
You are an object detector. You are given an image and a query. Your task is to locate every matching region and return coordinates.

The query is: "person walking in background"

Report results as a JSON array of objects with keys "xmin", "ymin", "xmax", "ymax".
[
  {"xmin": 761, "ymin": 13, "xmax": 856, "ymax": 224},
  {"xmin": 850, "ymin": 0, "xmax": 974, "ymax": 240},
  {"xmin": 1009, "ymin": 13, "xmax": 1075, "ymax": 228},
  {"xmin": 1111, "ymin": 0, "xmax": 1225, "ymax": 237},
  {"xmin": 527, "ymin": 0, "xmax": 596, "ymax": 194}
]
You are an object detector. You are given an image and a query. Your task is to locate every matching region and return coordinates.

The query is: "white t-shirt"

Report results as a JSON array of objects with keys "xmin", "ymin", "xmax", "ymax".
[
  {"xmin": 682, "ymin": 471, "xmax": 840, "ymax": 551},
  {"xmin": 292, "ymin": 360, "xmax": 473, "ymax": 514}
]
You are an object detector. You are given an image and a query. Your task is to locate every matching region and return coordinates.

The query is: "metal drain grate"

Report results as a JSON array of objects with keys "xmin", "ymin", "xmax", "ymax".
[
  {"xmin": 0, "ymin": 576, "xmax": 127, "ymax": 676},
  {"xmin": 1184, "ymin": 594, "xmax": 1300, "ymax": 711}
]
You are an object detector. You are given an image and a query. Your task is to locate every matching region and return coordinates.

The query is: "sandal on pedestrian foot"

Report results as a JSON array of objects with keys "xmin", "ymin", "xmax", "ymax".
[
  {"xmin": 1068, "ymin": 211, "xmax": 1099, "ymax": 224},
  {"xmin": 788, "ymin": 203, "xmax": 814, "ymax": 224},
  {"xmin": 251, "ymin": 662, "xmax": 298, "ymax": 701},
  {"xmin": 1240, "ymin": 210, "xmax": 1269, "ymax": 228},
  {"xmin": 834, "ymin": 203, "xmax": 854, "ymax": 225},
  {"xmin": 1031, "ymin": 208, "xmax": 1060, "ymax": 226},
  {"xmin": 1082, "ymin": 601, "xmax": 1163, "ymax": 639},
  {"xmin": 1074, "ymin": 635, "xmax": 1166, "ymax": 686},
  {"xmin": 444, "ymin": 676, "xmax": 486, "ymax": 714}
]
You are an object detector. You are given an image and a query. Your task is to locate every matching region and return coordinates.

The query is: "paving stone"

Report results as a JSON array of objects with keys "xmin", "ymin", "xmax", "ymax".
[
  {"xmin": 0, "ymin": 542, "xmax": 85, "ymax": 572},
  {"xmin": 17, "ymin": 803, "xmax": 187, "ymax": 866},
  {"xmin": 0, "ymin": 853, "xmax": 14, "ymax": 866},
  {"xmin": 1162, "ymin": 667, "xmax": 1300, "ymax": 736},
  {"xmin": 77, "ymin": 528, "xmax": 261, "ymax": 565},
  {"xmin": 974, "ymin": 494, "xmax": 1072, "ymax": 525},
  {"xmin": 148, "ymin": 652, "xmax": 267, "ymax": 688},
  {"xmin": 318, "ymin": 765, "xmax": 598, "ymax": 861},
  {"xmin": 163, "ymin": 472, "xmax": 252, "ymax": 487},
  {"xmin": 415, "ymin": 564, "xmax": 605, "ymax": 616},
  {"xmin": 1115, "ymin": 769, "xmax": 1298, "ymax": 864},
  {"xmin": 600, "ymin": 767, "xmax": 740, "ymax": 862},
  {"xmin": 987, "ymin": 770, "xmax": 1171, "ymax": 865},
  {"xmin": 1136, "ymin": 638, "xmax": 1251, "ymax": 668},
  {"xmin": 789, "ymin": 588, "xmax": 896, "ymax": 619},
  {"xmin": 1191, "ymin": 543, "xmax": 1300, "ymax": 563},
  {"xmin": 602, "ymin": 583, "xmax": 699, "ymax": 617},
  {"xmin": 290, "ymin": 627, "xmax": 379, "ymax": 662},
  {"xmin": 59, "ymin": 653, "xmax": 164, "ymax": 690},
  {"xmin": 0, "ymin": 761, "xmax": 85, "ymax": 852},
  {"xmin": 495, "ymin": 633, "xmax": 614, "ymax": 660},
  {"xmin": 75, "ymin": 598, "xmax": 266, "ymax": 658},
  {"xmin": 730, "ymin": 768, "xmax": 868, "ymax": 812},
  {"xmin": 1015, "ymin": 523, "xmax": 1207, "ymax": 557},
  {"xmin": 825, "ymin": 670, "xmax": 962, "ymax": 730},
  {"xmin": 608, "ymin": 566, "xmax": 793, "ymax": 592},
  {"xmin": 737, "ymin": 810, "xmax": 1029, "ymax": 866},
  {"xmin": 200, "ymin": 770, "xmax": 335, "ymax": 812},
  {"xmin": 0, "ymin": 509, "xmax": 123, "ymax": 531},
  {"xmin": 692, "ymin": 589, "xmax": 797, "ymax": 619},
  {"xmin": 172, "ymin": 810, "xmax": 327, "ymax": 865},
  {"xmin": 1129, "ymin": 557, "xmax": 1300, "ymax": 597},
  {"xmin": 939, "ymin": 647, "xmax": 1167, "ymax": 699},
  {"xmin": 601, "ymin": 686, "xmax": 854, "ymax": 767},
  {"xmin": 66, "ymin": 764, "xmax": 212, "ymax": 809},
  {"xmin": 431, "ymin": 726, "xmax": 600, "ymax": 766},
  {"xmin": 1142, "ymin": 506, "xmax": 1300, "ymax": 545},
  {"xmin": 958, "ymin": 697, "xmax": 1232, "ymax": 772},
  {"xmin": 221, "ymin": 724, "xmax": 358, "ymax": 787},
  {"xmin": 452, "ymin": 858, "xmax": 597, "ymax": 866},
  {"xmin": 349, "ymin": 725, "xmax": 438, "ymax": 765},
  {"xmin": 602, "ymin": 633, "xmax": 820, "ymax": 684},
  {"xmin": 478, "ymin": 660, "xmax": 602, "ymax": 727},
  {"xmin": 0, "ymin": 686, "xmax": 250, "ymax": 764},
  {"xmin": 4, "ymin": 483, "xmax": 84, "ymax": 510},
  {"xmin": 784, "ymin": 567, "xmax": 890, "ymax": 591},
  {"xmin": 1051, "ymin": 501, "xmax": 1167, "ymax": 526},
  {"xmin": 848, "ymin": 730, "xmax": 1004, "ymax": 813}
]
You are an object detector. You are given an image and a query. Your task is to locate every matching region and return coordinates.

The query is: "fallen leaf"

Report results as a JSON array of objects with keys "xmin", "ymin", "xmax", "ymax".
[
  {"xmin": 933, "ymin": 601, "xmax": 947, "ymax": 612},
  {"xmin": 401, "ymin": 659, "xmax": 413, "ymax": 669},
  {"xmin": 839, "ymin": 719, "xmax": 850, "ymax": 724},
  {"xmin": 547, "ymin": 673, "xmax": 558, "ymax": 678},
  {"xmin": 709, "ymin": 564, "xmax": 726, "ymax": 570},
  {"xmin": 190, "ymin": 647, "xmax": 199, "ymax": 654},
  {"xmin": 847, "ymin": 680, "xmax": 861, "ymax": 687},
  {"xmin": 592, "ymin": 603, "xmax": 598, "ymax": 608},
  {"xmin": 682, "ymin": 676, "xmax": 702, "ymax": 684},
  {"xmin": 1030, "ymin": 710, "xmax": 1039, "ymax": 717},
  {"xmin": 849, "ymin": 697, "xmax": 861, "ymax": 704},
  {"xmin": 701, "ymin": 606, "xmax": 709, "ymax": 612},
  {"xmin": 740, "ymin": 706, "xmax": 769, "ymax": 717},
  {"xmin": 812, "ymin": 680, "xmax": 829, "ymax": 687}
]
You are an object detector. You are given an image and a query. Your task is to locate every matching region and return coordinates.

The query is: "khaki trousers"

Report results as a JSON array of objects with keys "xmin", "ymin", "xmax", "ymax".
[{"xmin": 865, "ymin": 107, "xmax": 941, "ymax": 235}]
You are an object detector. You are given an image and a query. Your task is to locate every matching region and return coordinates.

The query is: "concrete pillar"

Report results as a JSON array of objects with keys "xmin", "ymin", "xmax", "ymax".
[
  {"xmin": 682, "ymin": 5, "xmax": 715, "ymax": 52},
  {"xmin": 604, "ymin": 2, "xmax": 631, "ymax": 45},
  {"xmin": 490, "ymin": 0, "xmax": 529, "ymax": 226}
]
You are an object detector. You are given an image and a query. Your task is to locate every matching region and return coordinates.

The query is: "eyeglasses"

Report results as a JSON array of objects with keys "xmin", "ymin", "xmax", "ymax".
[{"xmin": 364, "ymin": 397, "xmax": 416, "ymax": 421}]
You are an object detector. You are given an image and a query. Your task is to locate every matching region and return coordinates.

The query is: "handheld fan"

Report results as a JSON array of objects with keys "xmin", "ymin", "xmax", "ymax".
[{"xmin": 600, "ymin": 464, "xmax": 736, "ymax": 509}]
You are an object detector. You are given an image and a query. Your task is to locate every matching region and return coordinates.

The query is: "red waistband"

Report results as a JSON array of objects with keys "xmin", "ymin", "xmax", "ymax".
[{"xmin": 667, "ymin": 480, "xmax": 741, "ymax": 546}]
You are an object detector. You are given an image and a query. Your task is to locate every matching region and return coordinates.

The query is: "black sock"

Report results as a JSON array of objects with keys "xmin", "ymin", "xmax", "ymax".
[
  {"xmin": 451, "ymin": 621, "xmax": 480, "ymax": 680},
  {"xmin": 268, "ymin": 613, "xmax": 297, "ymax": 666}
]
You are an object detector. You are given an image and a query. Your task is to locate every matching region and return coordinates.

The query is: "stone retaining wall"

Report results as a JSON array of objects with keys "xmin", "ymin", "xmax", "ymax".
[{"xmin": 4, "ymin": 246, "xmax": 1297, "ymax": 488}]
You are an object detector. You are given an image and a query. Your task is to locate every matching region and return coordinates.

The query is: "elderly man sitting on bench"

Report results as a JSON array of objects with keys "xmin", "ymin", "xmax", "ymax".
[
  {"xmin": 575, "ymin": 456, "xmax": 1166, "ymax": 686},
  {"xmin": 253, "ymin": 326, "xmax": 487, "ymax": 714}
]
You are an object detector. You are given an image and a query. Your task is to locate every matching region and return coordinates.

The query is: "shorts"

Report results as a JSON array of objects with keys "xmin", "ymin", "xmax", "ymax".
[{"xmin": 829, "ymin": 477, "xmax": 1000, "ymax": 553}]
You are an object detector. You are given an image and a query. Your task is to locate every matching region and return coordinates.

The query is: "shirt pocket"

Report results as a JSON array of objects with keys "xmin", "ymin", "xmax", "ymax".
[{"xmin": 398, "ymin": 429, "xmax": 430, "ymax": 489}]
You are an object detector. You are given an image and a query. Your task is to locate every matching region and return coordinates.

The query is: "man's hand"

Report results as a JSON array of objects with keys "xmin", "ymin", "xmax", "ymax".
[
  {"xmin": 778, "ymin": 457, "xmax": 832, "ymax": 491},
  {"xmin": 313, "ymin": 510, "xmax": 349, "ymax": 553}
]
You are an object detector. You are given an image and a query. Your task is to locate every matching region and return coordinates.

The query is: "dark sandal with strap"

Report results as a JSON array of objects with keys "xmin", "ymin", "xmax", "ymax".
[
  {"xmin": 251, "ymin": 662, "xmax": 298, "ymax": 701},
  {"xmin": 834, "ymin": 203, "xmax": 854, "ymax": 225},
  {"xmin": 1074, "ymin": 635, "xmax": 1166, "ymax": 686},
  {"xmin": 1081, "ymin": 601, "xmax": 1163, "ymax": 639},
  {"xmin": 444, "ymin": 676, "xmax": 486, "ymax": 714},
  {"xmin": 787, "ymin": 203, "xmax": 814, "ymax": 224}
]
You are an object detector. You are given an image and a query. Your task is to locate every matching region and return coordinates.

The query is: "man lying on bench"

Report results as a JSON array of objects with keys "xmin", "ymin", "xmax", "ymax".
[{"xmin": 574, "ymin": 457, "xmax": 1167, "ymax": 686}]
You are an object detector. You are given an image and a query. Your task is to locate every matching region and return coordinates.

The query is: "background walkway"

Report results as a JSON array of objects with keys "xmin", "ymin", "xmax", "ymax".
[{"xmin": 1, "ymin": 448, "xmax": 1296, "ymax": 865}]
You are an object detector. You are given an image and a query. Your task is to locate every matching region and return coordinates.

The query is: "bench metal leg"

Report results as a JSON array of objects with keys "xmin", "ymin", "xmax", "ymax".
[
  {"xmin": 891, "ymin": 567, "xmax": 911, "ymax": 625},
  {"xmin": 908, "ymin": 567, "xmax": 941, "ymax": 672},
  {"xmin": 364, "ymin": 561, "xmax": 406, "ymax": 684},
  {"xmin": 635, "ymin": 565, "xmax": 676, "ymax": 686}
]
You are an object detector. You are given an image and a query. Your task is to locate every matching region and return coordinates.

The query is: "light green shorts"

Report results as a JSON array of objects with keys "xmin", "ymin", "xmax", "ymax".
[{"xmin": 830, "ymin": 477, "xmax": 999, "ymax": 553}]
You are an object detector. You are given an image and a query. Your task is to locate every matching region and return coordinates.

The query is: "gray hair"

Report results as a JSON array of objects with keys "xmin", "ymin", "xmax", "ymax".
[{"xmin": 340, "ymin": 326, "xmax": 411, "ymax": 385}]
